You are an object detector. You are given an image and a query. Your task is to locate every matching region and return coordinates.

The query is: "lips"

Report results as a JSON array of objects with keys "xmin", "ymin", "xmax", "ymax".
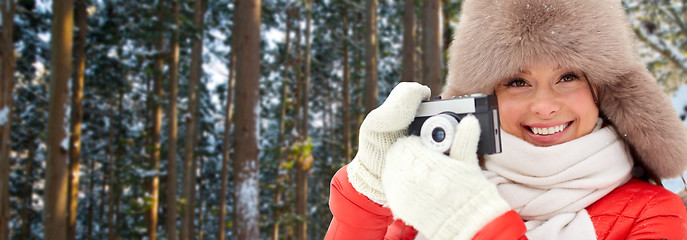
[{"xmin": 528, "ymin": 122, "xmax": 571, "ymax": 135}]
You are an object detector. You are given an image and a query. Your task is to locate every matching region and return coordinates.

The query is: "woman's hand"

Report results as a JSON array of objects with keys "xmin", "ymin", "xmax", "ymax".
[
  {"xmin": 382, "ymin": 115, "xmax": 510, "ymax": 240},
  {"xmin": 347, "ymin": 82, "xmax": 431, "ymax": 205}
]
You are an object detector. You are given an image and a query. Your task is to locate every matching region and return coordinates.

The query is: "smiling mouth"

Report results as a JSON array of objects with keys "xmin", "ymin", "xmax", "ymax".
[{"xmin": 529, "ymin": 122, "xmax": 571, "ymax": 135}]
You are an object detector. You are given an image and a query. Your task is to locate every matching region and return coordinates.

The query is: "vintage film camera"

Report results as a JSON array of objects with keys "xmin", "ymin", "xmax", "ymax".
[{"xmin": 407, "ymin": 94, "xmax": 502, "ymax": 155}]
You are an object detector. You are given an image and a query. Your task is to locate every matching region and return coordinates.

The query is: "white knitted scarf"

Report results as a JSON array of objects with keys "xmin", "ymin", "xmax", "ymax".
[{"xmin": 482, "ymin": 125, "xmax": 633, "ymax": 240}]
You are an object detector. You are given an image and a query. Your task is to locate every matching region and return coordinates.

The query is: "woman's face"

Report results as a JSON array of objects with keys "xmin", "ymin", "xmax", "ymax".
[{"xmin": 494, "ymin": 63, "xmax": 599, "ymax": 147}]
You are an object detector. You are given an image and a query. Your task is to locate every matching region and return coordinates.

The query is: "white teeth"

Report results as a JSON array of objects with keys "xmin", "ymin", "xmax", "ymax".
[{"xmin": 530, "ymin": 123, "xmax": 569, "ymax": 135}]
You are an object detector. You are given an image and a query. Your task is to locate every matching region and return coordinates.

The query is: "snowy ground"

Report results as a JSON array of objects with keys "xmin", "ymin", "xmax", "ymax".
[{"xmin": 662, "ymin": 85, "xmax": 687, "ymax": 193}]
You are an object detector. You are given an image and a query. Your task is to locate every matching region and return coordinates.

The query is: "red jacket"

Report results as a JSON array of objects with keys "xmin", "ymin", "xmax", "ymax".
[{"xmin": 326, "ymin": 165, "xmax": 687, "ymax": 240}]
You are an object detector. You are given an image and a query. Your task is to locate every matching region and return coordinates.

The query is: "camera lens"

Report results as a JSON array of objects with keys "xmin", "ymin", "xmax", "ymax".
[
  {"xmin": 419, "ymin": 114, "xmax": 460, "ymax": 153},
  {"xmin": 432, "ymin": 128, "xmax": 446, "ymax": 142}
]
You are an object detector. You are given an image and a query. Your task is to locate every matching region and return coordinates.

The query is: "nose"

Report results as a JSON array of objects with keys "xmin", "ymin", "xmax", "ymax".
[{"xmin": 529, "ymin": 87, "xmax": 561, "ymax": 118}]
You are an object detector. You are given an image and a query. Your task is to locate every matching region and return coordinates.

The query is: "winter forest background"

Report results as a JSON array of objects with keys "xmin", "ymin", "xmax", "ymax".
[{"xmin": 0, "ymin": 0, "xmax": 686, "ymax": 239}]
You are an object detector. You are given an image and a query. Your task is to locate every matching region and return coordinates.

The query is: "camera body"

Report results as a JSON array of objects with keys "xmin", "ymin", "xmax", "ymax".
[{"xmin": 407, "ymin": 94, "xmax": 502, "ymax": 155}]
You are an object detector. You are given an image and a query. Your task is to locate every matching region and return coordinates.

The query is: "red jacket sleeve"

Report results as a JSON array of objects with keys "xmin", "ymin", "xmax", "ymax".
[
  {"xmin": 472, "ymin": 210, "xmax": 528, "ymax": 240},
  {"xmin": 325, "ymin": 165, "xmax": 395, "ymax": 240}
]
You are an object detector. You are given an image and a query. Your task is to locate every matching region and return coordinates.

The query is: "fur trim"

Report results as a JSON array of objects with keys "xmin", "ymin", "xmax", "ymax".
[{"xmin": 442, "ymin": 0, "xmax": 687, "ymax": 178}]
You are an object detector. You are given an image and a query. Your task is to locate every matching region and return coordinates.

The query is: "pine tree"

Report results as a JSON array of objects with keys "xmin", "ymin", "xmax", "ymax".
[
  {"xmin": 402, "ymin": 0, "xmax": 415, "ymax": 83},
  {"xmin": 364, "ymin": 0, "xmax": 378, "ymax": 114},
  {"xmin": 181, "ymin": 0, "xmax": 206, "ymax": 238},
  {"xmin": 45, "ymin": 1, "xmax": 74, "ymax": 240},
  {"xmin": 218, "ymin": 46, "xmax": 235, "ymax": 240},
  {"xmin": 296, "ymin": 0, "xmax": 313, "ymax": 239},
  {"xmin": 232, "ymin": 0, "xmax": 262, "ymax": 238},
  {"xmin": 422, "ymin": 0, "xmax": 441, "ymax": 97},
  {"xmin": 144, "ymin": 3, "xmax": 166, "ymax": 239},
  {"xmin": 0, "ymin": 0, "xmax": 15, "ymax": 237},
  {"xmin": 342, "ymin": 1, "xmax": 352, "ymax": 163},
  {"xmin": 272, "ymin": 4, "xmax": 295, "ymax": 239},
  {"xmin": 166, "ymin": 2, "xmax": 181, "ymax": 239},
  {"xmin": 67, "ymin": 1, "xmax": 87, "ymax": 238}
]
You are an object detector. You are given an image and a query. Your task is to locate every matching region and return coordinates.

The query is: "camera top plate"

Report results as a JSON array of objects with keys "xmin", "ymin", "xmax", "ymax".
[{"xmin": 415, "ymin": 94, "xmax": 492, "ymax": 117}]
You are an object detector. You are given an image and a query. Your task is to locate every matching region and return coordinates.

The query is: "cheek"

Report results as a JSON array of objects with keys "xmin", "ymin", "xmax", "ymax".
[
  {"xmin": 574, "ymin": 104, "xmax": 599, "ymax": 135},
  {"xmin": 497, "ymin": 97, "xmax": 525, "ymax": 136},
  {"xmin": 566, "ymin": 91, "xmax": 599, "ymax": 136}
]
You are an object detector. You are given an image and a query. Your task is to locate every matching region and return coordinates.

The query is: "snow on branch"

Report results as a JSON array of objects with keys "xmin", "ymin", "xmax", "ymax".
[
  {"xmin": 662, "ymin": 6, "xmax": 687, "ymax": 37},
  {"xmin": 630, "ymin": 17, "xmax": 687, "ymax": 73}
]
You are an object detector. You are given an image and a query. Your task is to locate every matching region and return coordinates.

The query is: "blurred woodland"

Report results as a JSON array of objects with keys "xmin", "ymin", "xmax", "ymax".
[{"xmin": 0, "ymin": 0, "xmax": 685, "ymax": 239}]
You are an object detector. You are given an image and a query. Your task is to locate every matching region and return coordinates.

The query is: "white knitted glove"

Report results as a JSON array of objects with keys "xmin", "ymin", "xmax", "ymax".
[
  {"xmin": 348, "ymin": 82, "xmax": 431, "ymax": 205},
  {"xmin": 382, "ymin": 115, "xmax": 510, "ymax": 240}
]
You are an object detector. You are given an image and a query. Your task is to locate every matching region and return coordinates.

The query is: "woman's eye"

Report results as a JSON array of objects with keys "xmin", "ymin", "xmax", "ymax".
[
  {"xmin": 559, "ymin": 73, "xmax": 580, "ymax": 82},
  {"xmin": 505, "ymin": 78, "xmax": 529, "ymax": 87}
]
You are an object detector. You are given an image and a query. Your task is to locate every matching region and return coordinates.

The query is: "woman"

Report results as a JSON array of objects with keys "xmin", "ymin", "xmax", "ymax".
[{"xmin": 326, "ymin": 0, "xmax": 687, "ymax": 239}]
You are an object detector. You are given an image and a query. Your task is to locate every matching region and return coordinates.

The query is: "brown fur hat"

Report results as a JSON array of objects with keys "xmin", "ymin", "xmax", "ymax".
[{"xmin": 442, "ymin": 0, "xmax": 687, "ymax": 178}]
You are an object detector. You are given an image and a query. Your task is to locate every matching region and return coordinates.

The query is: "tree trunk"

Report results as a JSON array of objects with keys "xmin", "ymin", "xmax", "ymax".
[
  {"xmin": 272, "ymin": 5, "xmax": 293, "ymax": 240},
  {"xmin": 402, "ymin": 0, "xmax": 416, "ymax": 83},
  {"xmin": 302, "ymin": 1, "xmax": 312, "ymax": 141},
  {"xmin": 415, "ymin": 8, "xmax": 424, "ymax": 85},
  {"xmin": 108, "ymin": 93, "xmax": 123, "ymax": 240},
  {"xmin": 196, "ymin": 155, "xmax": 204, "ymax": 240},
  {"xmin": 232, "ymin": 0, "xmax": 262, "ymax": 238},
  {"xmin": 45, "ymin": 1, "xmax": 74, "ymax": 239},
  {"xmin": 442, "ymin": 0, "xmax": 452, "ymax": 54},
  {"xmin": 166, "ymin": 1, "xmax": 181, "ymax": 240},
  {"xmin": 181, "ymin": 0, "xmax": 205, "ymax": 238},
  {"xmin": 114, "ymin": 92, "xmax": 124, "ymax": 240},
  {"xmin": 145, "ymin": 4, "xmax": 165, "ymax": 240},
  {"xmin": 67, "ymin": 1, "xmax": 87, "ymax": 238},
  {"xmin": 0, "ymin": 0, "xmax": 16, "ymax": 238},
  {"xmin": 287, "ymin": 24, "xmax": 303, "ymax": 240},
  {"xmin": 203, "ymin": 199, "xmax": 210, "ymax": 240},
  {"xmin": 296, "ymin": 1, "xmax": 312, "ymax": 239},
  {"xmin": 87, "ymin": 155, "xmax": 95, "ymax": 239},
  {"xmin": 323, "ymin": 83, "xmax": 330, "ymax": 159},
  {"xmin": 422, "ymin": 0, "xmax": 442, "ymax": 97},
  {"xmin": 114, "ymin": 171, "xmax": 121, "ymax": 240},
  {"xmin": 364, "ymin": 0, "xmax": 378, "ymax": 114},
  {"xmin": 353, "ymin": 9, "xmax": 364, "ymax": 155},
  {"xmin": 105, "ymin": 101, "xmax": 115, "ymax": 240},
  {"xmin": 219, "ymin": 10, "xmax": 237, "ymax": 238},
  {"xmin": 330, "ymin": 89, "xmax": 335, "ymax": 156},
  {"xmin": 295, "ymin": 26, "xmax": 303, "ymax": 138},
  {"xmin": 342, "ymin": 4, "xmax": 351, "ymax": 163},
  {"xmin": 328, "ymin": 80, "xmax": 335, "ymax": 160},
  {"xmin": 21, "ymin": 132, "xmax": 35, "ymax": 238}
]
